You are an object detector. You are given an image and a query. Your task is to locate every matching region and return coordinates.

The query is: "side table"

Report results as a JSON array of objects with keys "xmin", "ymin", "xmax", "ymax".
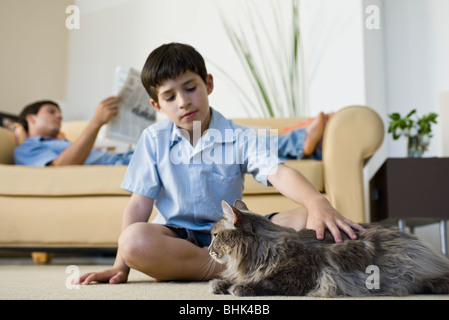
[{"xmin": 369, "ymin": 157, "xmax": 449, "ymax": 255}]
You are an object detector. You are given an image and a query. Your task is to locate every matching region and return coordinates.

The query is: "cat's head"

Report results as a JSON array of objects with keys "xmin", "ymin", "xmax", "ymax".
[{"xmin": 208, "ymin": 200, "xmax": 264, "ymax": 264}]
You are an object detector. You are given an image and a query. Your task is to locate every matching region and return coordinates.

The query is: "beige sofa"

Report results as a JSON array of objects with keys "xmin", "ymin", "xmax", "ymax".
[{"xmin": 0, "ymin": 105, "xmax": 384, "ymax": 263}]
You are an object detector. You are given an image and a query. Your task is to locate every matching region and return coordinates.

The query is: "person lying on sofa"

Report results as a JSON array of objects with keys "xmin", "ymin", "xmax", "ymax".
[
  {"xmin": 77, "ymin": 43, "xmax": 363, "ymax": 285},
  {"xmin": 14, "ymin": 97, "xmax": 134, "ymax": 166},
  {"xmin": 14, "ymin": 97, "xmax": 326, "ymax": 167}
]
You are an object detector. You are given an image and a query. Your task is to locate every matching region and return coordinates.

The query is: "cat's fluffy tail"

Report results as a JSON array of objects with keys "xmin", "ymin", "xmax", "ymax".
[{"xmin": 406, "ymin": 240, "xmax": 449, "ymax": 294}]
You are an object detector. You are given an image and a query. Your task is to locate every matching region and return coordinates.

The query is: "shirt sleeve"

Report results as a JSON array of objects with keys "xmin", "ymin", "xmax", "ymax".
[
  {"xmin": 121, "ymin": 128, "xmax": 162, "ymax": 199},
  {"xmin": 14, "ymin": 141, "xmax": 59, "ymax": 167}
]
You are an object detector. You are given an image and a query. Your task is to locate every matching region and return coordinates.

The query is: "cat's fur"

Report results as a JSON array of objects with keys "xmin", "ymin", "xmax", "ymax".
[{"xmin": 208, "ymin": 200, "xmax": 449, "ymax": 297}]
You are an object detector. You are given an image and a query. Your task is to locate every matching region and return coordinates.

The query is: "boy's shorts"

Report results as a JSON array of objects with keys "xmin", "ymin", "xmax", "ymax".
[
  {"xmin": 166, "ymin": 225, "xmax": 212, "ymax": 248},
  {"xmin": 265, "ymin": 212, "xmax": 279, "ymax": 220},
  {"xmin": 166, "ymin": 213, "xmax": 278, "ymax": 248}
]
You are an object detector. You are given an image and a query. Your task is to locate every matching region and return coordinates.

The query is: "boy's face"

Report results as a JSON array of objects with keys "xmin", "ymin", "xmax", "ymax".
[{"xmin": 150, "ymin": 70, "xmax": 213, "ymax": 136}]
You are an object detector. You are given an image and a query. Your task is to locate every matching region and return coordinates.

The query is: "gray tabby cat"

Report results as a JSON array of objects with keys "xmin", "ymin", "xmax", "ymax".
[{"xmin": 208, "ymin": 200, "xmax": 449, "ymax": 297}]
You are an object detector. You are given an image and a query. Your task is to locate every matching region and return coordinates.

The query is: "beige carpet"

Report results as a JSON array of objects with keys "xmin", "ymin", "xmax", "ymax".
[
  {"xmin": 0, "ymin": 263, "xmax": 318, "ymax": 300},
  {"xmin": 1, "ymin": 263, "xmax": 210, "ymax": 300},
  {"xmin": 1, "ymin": 257, "xmax": 449, "ymax": 301}
]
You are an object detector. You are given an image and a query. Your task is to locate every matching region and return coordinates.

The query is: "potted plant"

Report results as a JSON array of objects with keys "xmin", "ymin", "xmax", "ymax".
[
  {"xmin": 388, "ymin": 109, "xmax": 438, "ymax": 157},
  {"xmin": 215, "ymin": 0, "xmax": 307, "ymax": 118}
]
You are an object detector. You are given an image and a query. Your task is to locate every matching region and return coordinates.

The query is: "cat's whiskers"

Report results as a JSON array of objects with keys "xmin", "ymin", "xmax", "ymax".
[{"xmin": 199, "ymin": 256, "xmax": 218, "ymax": 281}]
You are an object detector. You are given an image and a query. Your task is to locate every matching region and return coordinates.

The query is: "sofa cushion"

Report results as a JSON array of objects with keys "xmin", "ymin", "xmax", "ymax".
[
  {"xmin": 233, "ymin": 117, "xmax": 309, "ymax": 134},
  {"xmin": 232, "ymin": 118, "xmax": 324, "ymax": 193},
  {"xmin": 0, "ymin": 165, "xmax": 129, "ymax": 196},
  {"xmin": 1, "ymin": 159, "xmax": 323, "ymax": 197},
  {"xmin": 243, "ymin": 159, "xmax": 323, "ymax": 194}
]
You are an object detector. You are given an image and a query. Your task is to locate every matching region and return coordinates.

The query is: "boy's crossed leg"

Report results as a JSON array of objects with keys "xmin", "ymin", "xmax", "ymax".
[
  {"xmin": 118, "ymin": 222, "xmax": 225, "ymax": 281},
  {"xmin": 118, "ymin": 206, "xmax": 309, "ymax": 281}
]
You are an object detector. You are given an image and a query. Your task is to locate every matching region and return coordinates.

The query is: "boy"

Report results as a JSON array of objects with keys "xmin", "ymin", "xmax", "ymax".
[{"xmin": 79, "ymin": 43, "xmax": 363, "ymax": 285}]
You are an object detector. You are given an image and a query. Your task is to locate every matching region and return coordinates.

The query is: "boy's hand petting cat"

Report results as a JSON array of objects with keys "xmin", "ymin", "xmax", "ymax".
[{"xmin": 306, "ymin": 197, "xmax": 365, "ymax": 243}]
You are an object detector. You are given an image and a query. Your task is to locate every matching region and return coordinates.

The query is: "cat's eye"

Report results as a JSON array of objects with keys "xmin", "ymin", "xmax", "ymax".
[{"xmin": 213, "ymin": 233, "xmax": 218, "ymax": 237}]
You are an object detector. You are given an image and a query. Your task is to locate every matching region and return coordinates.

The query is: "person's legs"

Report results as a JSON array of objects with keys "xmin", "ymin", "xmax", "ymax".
[
  {"xmin": 114, "ymin": 150, "xmax": 134, "ymax": 165},
  {"xmin": 118, "ymin": 222, "xmax": 224, "ymax": 281},
  {"xmin": 277, "ymin": 112, "xmax": 327, "ymax": 159},
  {"xmin": 269, "ymin": 206, "xmax": 308, "ymax": 232},
  {"xmin": 303, "ymin": 112, "xmax": 326, "ymax": 156}
]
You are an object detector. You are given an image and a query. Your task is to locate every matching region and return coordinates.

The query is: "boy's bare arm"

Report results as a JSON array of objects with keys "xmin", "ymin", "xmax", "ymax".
[
  {"xmin": 49, "ymin": 97, "xmax": 120, "ymax": 166},
  {"xmin": 268, "ymin": 163, "xmax": 364, "ymax": 242},
  {"xmin": 79, "ymin": 193, "xmax": 154, "ymax": 285},
  {"xmin": 112, "ymin": 193, "xmax": 155, "ymax": 277}
]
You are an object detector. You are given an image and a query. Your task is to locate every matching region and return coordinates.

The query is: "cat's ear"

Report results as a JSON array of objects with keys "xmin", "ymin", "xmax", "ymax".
[
  {"xmin": 221, "ymin": 201, "xmax": 236, "ymax": 229},
  {"xmin": 233, "ymin": 199, "xmax": 248, "ymax": 211},
  {"xmin": 221, "ymin": 200, "xmax": 242, "ymax": 228}
]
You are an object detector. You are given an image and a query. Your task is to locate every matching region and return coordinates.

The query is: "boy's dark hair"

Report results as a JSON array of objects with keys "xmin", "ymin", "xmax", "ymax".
[
  {"xmin": 141, "ymin": 43, "xmax": 208, "ymax": 102},
  {"xmin": 18, "ymin": 100, "xmax": 60, "ymax": 132}
]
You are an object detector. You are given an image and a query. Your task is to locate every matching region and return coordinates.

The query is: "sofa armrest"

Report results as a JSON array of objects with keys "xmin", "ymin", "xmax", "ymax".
[
  {"xmin": 322, "ymin": 106, "xmax": 384, "ymax": 223},
  {"xmin": 0, "ymin": 127, "xmax": 16, "ymax": 164}
]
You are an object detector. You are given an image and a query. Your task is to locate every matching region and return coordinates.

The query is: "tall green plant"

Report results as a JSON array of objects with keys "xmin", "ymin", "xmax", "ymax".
[{"xmin": 216, "ymin": 0, "xmax": 307, "ymax": 118}]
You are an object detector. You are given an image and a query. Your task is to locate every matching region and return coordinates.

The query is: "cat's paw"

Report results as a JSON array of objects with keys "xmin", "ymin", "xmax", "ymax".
[
  {"xmin": 209, "ymin": 279, "xmax": 230, "ymax": 294},
  {"xmin": 229, "ymin": 284, "xmax": 255, "ymax": 297}
]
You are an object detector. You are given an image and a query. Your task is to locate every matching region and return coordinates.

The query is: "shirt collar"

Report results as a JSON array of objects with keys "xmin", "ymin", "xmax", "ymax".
[
  {"xmin": 26, "ymin": 136, "xmax": 59, "ymax": 142},
  {"xmin": 169, "ymin": 108, "xmax": 235, "ymax": 148}
]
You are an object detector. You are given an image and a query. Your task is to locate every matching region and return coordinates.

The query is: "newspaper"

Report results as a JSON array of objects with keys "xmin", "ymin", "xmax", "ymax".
[{"xmin": 105, "ymin": 67, "xmax": 156, "ymax": 144}]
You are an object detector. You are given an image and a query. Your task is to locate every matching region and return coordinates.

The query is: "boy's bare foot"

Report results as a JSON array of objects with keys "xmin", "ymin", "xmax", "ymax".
[{"xmin": 304, "ymin": 112, "xmax": 326, "ymax": 156}]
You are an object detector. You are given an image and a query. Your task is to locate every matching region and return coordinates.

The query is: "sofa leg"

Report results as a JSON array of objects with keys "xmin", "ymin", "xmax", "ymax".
[{"xmin": 31, "ymin": 252, "xmax": 54, "ymax": 264}]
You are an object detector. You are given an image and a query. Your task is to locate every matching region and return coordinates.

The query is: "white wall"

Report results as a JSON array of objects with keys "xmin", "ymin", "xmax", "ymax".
[
  {"xmin": 65, "ymin": 0, "xmax": 366, "ymax": 121},
  {"xmin": 304, "ymin": 0, "xmax": 365, "ymax": 114},
  {"xmin": 383, "ymin": 0, "xmax": 449, "ymax": 158},
  {"xmin": 66, "ymin": 0, "xmax": 447, "ymax": 151},
  {"xmin": 65, "ymin": 0, "xmax": 241, "ymax": 120},
  {"xmin": 0, "ymin": 0, "xmax": 70, "ymax": 115}
]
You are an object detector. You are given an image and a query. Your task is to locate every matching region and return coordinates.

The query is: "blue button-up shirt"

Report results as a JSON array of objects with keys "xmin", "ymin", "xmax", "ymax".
[{"xmin": 121, "ymin": 108, "xmax": 282, "ymax": 232}]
